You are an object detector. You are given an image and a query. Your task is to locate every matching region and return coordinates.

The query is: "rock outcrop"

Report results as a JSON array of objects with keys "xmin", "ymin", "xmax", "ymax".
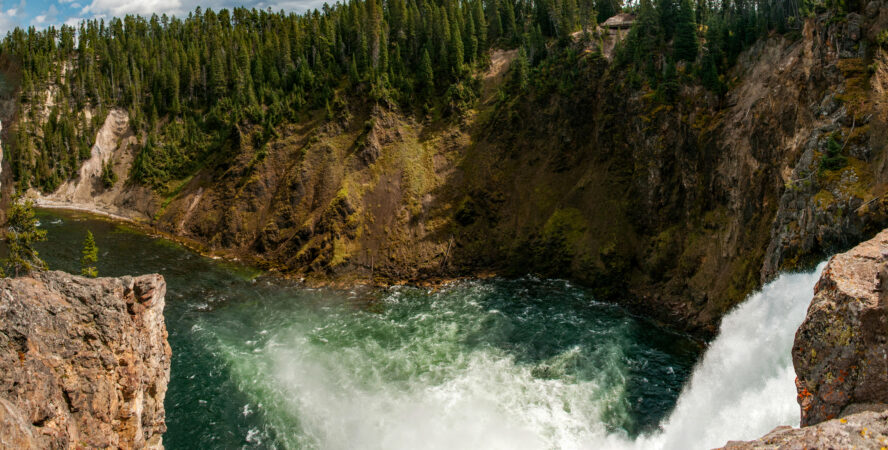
[
  {"xmin": 0, "ymin": 271, "xmax": 170, "ymax": 449},
  {"xmin": 792, "ymin": 227, "xmax": 888, "ymax": 426},
  {"xmin": 721, "ymin": 409, "xmax": 888, "ymax": 449},
  {"xmin": 719, "ymin": 228, "xmax": 888, "ymax": 448}
]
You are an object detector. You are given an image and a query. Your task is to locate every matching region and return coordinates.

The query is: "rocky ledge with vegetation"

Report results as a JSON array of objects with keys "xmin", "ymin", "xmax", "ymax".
[
  {"xmin": 0, "ymin": 271, "xmax": 170, "ymax": 449},
  {"xmin": 719, "ymin": 227, "xmax": 888, "ymax": 448}
]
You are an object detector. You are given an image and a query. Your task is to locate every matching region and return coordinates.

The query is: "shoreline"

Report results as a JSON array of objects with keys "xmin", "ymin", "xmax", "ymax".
[
  {"xmin": 33, "ymin": 201, "xmax": 709, "ymax": 343},
  {"xmin": 31, "ymin": 200, "xmax": 501, "ymax": 290},
  {"xmin": 33, "ymin": 199, "xmax": 142, "ymax": 224}
]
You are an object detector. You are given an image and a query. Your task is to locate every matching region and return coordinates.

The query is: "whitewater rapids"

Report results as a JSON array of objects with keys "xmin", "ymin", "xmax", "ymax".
[
  {"xmin": 200, "ymin": 265, "xmax": 825, "ymax": 449},
  {"xmin": 34, "ymin": 208, "xmax": 829, "ymax": 449}
]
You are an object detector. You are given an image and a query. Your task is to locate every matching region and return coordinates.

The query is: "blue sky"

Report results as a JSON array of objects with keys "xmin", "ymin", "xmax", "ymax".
[{"xmin": 0, "ymin": 0, "xmax": 328, "ymax": 35}]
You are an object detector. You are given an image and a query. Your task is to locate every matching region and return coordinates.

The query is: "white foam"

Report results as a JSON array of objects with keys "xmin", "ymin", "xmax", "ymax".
[
  {"xmin": 217, "ymin": 263, "xmax": 826, "ymax": 449},
  {"xmin": 640, "ymin": 262, "xmax": 827, "ymax": 449}
]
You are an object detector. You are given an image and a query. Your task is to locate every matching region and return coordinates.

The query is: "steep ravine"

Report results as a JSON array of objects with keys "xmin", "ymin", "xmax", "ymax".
[{"xmin": 18, "ymin": 10, "xmax": 888, "ymax": 336}]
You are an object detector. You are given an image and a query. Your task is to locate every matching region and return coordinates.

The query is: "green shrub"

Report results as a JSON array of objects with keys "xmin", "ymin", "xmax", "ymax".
[
  {"xmin": 101, "ymin": 159, "xmax": 117, "ymax": 188},
  {"xmin": 819, "ymin": 134, "xmax": 847, "ymax": 173}
]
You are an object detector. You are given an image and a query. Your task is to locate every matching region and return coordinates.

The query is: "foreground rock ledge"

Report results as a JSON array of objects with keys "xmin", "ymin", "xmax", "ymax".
[
  {"xmin": 793, "ymin": 228, "xmax": 888, "ymax": 426},
  {"xmin": 721, "ymin": 410, "xmax": 888, "ymax": 449},
  {"xmin": 719, "ymin": 228, "xmax": 888, "ymax": 449},
  {"xmin": 0, "ymin": 271, "xmax": 171, "ymax": 449}
]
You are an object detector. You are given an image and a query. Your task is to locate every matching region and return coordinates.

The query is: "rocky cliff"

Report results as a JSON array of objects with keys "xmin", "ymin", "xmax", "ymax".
[
  {"xmin": 793, "ymin": 227, "xmax": 888, "ymax": 426},
  {"xmin": 0, "ymin": 271, "xmax": 170, "ymax": 449},
  {"xmin": 719, "ymin": 227, "xmax": 888, "ymax": 448}
]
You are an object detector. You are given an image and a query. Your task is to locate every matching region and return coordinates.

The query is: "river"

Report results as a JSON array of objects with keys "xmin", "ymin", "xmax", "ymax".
[{"xmin": 33, "ymin": 208, "xmax": 821, "ymax": 449}]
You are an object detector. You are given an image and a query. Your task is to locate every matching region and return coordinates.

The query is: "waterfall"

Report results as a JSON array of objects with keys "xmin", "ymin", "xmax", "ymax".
[{"xmin": 638, "ymin": 262, "xmax": 827, "ymax": 449}]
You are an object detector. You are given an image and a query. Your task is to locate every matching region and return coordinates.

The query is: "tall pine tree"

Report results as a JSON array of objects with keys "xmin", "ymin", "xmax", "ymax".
[
  {"xmin": 81, "ymin": 230, "xmax": 99, "ymax": 278},
  {"xmin": 674, "ymin": 0, "xmax": 699, "ymax": 62}
]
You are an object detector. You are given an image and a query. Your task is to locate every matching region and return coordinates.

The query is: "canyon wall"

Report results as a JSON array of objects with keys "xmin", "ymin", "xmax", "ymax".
[{"xmin": 13, "ymin": 9, "xmax": 888, "ymax": 336}]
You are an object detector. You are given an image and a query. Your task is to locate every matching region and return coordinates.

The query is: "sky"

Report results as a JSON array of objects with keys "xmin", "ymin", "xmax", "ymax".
[{"xmin": 0, "ymin": 0, "xmax": 328, "ymax": 35}]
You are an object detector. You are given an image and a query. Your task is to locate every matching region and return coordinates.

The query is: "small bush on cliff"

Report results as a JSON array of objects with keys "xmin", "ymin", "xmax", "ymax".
[
  {"xmin": 101, "ymin": 159, "xmax": 117, "ymax": 189},
  {"xmin": 81, "ymin": 231, "xmax": 98, "ymax": 278},
  {"xmin": 819, "ymin": 133, "xmax": 848, "ymax": 173},
  {"xmin": 2, "ymin": 196, "xmax": 48, "ymax": 277},
  {"xmin": 877, "ymin": 29, "xmax": 888, "ymax": 48}
]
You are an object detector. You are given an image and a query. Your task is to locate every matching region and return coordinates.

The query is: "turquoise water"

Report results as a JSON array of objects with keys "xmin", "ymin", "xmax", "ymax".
[{"xmin": 34, "ymin": 209, "xmax": 708, "ymax": 449}]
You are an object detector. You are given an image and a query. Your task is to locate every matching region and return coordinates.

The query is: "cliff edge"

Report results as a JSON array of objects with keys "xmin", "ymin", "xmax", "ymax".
[
  {"xmin": 793, "ymin": 227, "xmax": 888, "ymax": 426},
  {"xmin": 0, "ymin": 271, "xmax": 170, "ymax": 449},
  {"xmin": 720, "ymin": 228, "xmax": 888, "ymax": 448}
]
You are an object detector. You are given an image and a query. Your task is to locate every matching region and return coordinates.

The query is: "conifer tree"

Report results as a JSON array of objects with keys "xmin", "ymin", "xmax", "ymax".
[
  {"xmin": 419, "ymin": 48, "xmax": 435, "ymax": 96},
  {"xmin": 511, "ymin": 47, "xmax": 530, "ymax": 92},
  {"xmin": 656, "ymin": 0, "xmax": 678, "ymax": 40},
  {"xmin": 501, "ymin": 0, "xmax": 517, "ymax": 43},
  {"xmin": 3, "ymin": 196, "xmax": 48, "ymax": 277},
  {"xmin": 674, "ymin": 0, "xmax": 699, "ymax": 62},
  {"xmin": 450, "ymin": 20, "xmax": 465, "ymax": 75},
  {"xmin": 595, "ymin": 0, "xmax": 617, "ymax": 24},
  {"xmin": 81, "ymin": 230, "xmax": 99, "ymax": 278}
]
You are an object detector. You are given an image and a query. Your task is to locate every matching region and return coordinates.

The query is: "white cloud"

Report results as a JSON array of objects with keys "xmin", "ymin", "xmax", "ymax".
[
  {"xmin": 0, "ymin": 12, "xmax": 14, "ymax": 35},
  {"xmin": 5, "ymin": 8, "xmax": 15, "ymax": 16},
  {"xmin": 28, "ymin": 5, "xmax": 60, "ymax": 30},
  {"xmin": 83, "ymin": 0, "xmax": 183, "ymax": 17},
  {"xmin": 64, "ymin": 17, "xmax": 83, "ymax": 27},
  {"xmin": 81, "ymin": 0, "xmax": 327, "ymax": 19},
  {"xmin": 71, "ymin": 3, "xmax": 82, "ymax": 9}
]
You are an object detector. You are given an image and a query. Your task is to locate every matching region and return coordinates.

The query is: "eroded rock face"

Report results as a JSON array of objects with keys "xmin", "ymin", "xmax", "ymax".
[
  {"xmin": 720, "ymin": 409, "xmax": 888, "ymax": 449},
  {"xmin": 0, "ymin": 271, "xmax": 171, "ymax": 449},
  {"xmin": 792, "ymin": 228, "xmax": 888, "ymax": 427}
]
